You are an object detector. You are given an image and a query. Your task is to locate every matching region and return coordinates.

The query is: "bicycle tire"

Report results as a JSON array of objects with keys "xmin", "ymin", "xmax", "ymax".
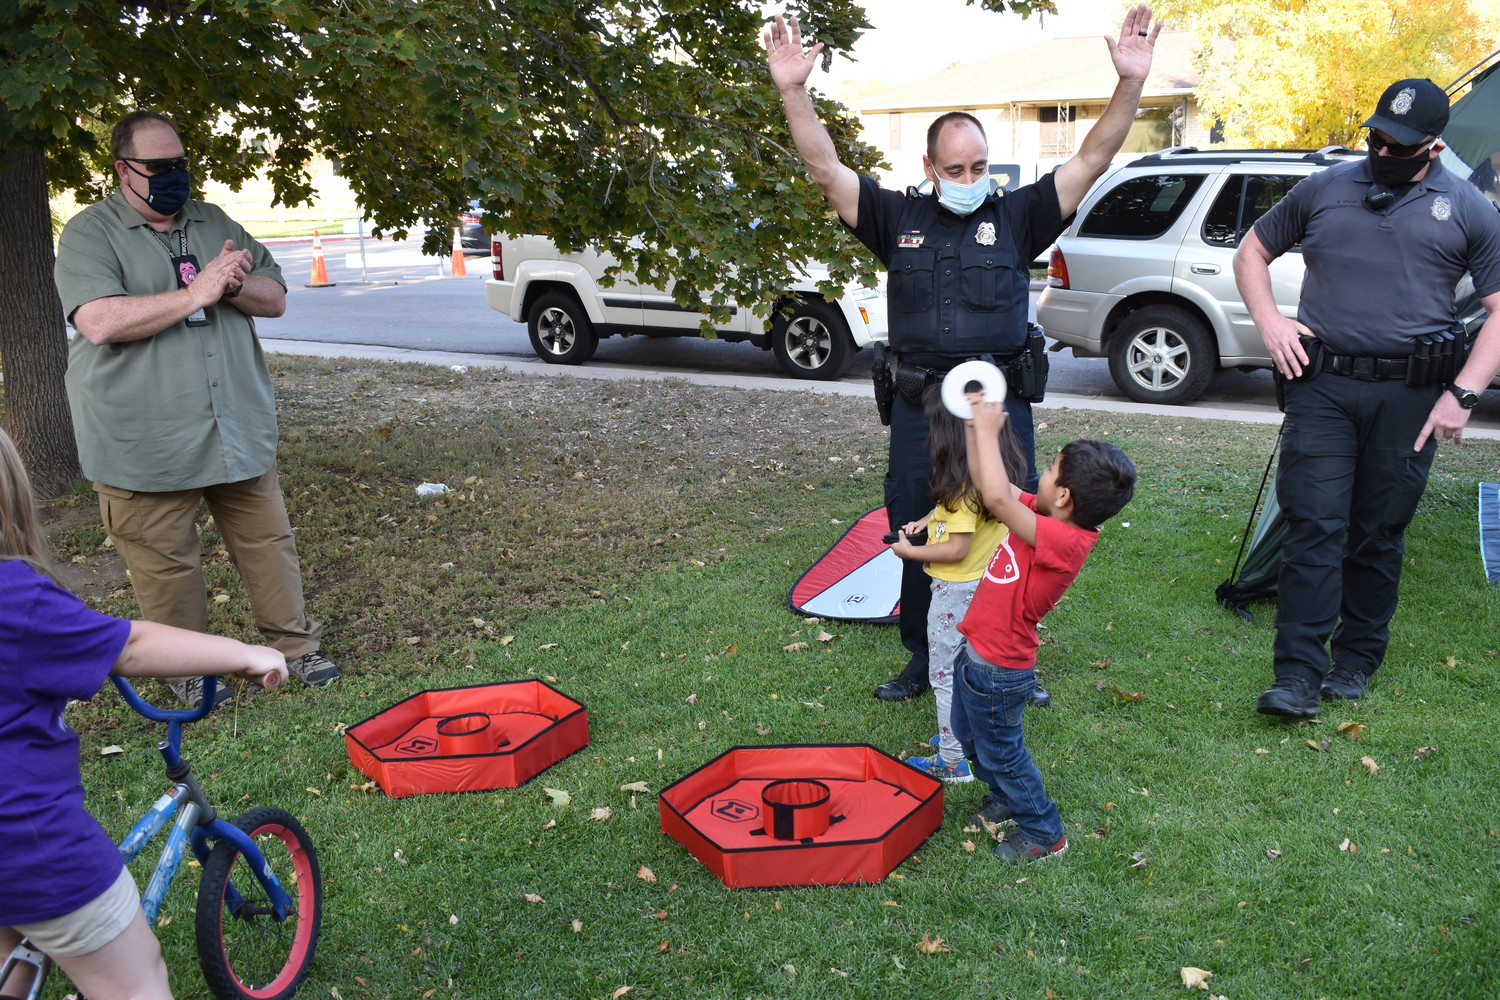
[{"xmin": 195, "ymin": 806, "xmax": 322, "ymax": 1000}]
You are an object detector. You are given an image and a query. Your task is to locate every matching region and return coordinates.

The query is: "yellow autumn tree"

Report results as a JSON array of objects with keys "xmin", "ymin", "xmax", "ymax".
[{"xmin": 1153, "ymin": 0, "xmax": 1498, "ymax": 147}]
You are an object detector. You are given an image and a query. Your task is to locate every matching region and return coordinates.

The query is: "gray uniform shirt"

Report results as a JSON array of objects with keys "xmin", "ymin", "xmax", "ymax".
[
  {"xmin": 54, "ymin": 191, "xmax": 286, "ymax": 492},
  {"xmin": 1253, "ymin": 157, "xmax": 1500, "ymax": 357}
]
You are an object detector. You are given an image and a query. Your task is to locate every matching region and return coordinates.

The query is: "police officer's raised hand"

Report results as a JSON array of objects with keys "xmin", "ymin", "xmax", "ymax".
[
  {"xmin": 1105, "ymin": 5, "xmax": 1160, "ymax": 82},
  {"xmin": 764, "ymin": 14, "xmax": 822, "ymax": 93}
]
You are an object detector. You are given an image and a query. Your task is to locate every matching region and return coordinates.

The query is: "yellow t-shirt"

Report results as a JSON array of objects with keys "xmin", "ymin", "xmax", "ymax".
[{"xmin": 924, "ymin": 499, "xmax": 1008, "ymax": 583}]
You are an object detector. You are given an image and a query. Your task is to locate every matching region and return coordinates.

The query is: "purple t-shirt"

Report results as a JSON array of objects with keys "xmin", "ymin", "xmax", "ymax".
[{"xmin": 0, "ymin": 559, "xmax": 131, "ymax": 925}]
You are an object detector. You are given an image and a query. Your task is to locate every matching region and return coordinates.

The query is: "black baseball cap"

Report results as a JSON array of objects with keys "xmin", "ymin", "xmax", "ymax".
[{"xmin": 1362, "ymin": 78, "xmax": 1449, "ymax": 145}]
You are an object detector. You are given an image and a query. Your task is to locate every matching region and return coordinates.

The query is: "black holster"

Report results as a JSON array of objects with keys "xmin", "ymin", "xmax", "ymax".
[
  {"xmin": 1007, "ymin": 325, "xmax": 1050, "ymax": 403},
  {"xmin": 872, "ymin": 344, "xmax": 895, "ymax": 426}
]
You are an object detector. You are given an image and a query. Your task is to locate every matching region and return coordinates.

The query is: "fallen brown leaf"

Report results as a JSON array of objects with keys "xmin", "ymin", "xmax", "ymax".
[
  {"xmin": 1110, "ymin": 686, "xmax": 1145, "ymax": 702},
  {"xmin": 570, "ymin": 919, "xmax": 583, "ymax": 933},
  {"xmin": 523, "ymin": 893, "xmax": 545, "ymax": 904},
  {"xmin": 589, "ymin": 806, "xmax": 612, "ymax": 822},
  {"xmin": 611, "ymin": 988, "xmax": 634, "ymax": 999},
  {"xmin": 1306, "ymin": 738, "xmax": 1332, "ymax": 752},
  {"xmin": 1180, "ymin": 966, "xmax": 1214, "ymax": 989},
  {"xmin": 783, "ymin": 642, "xmax": 808, "ymax": 652},
  {"xmin": 916, "ymin": 933, "xmax": 952, "ymax": 954},
  {"xmin": 1359, "ymin": 755, "xmax": 1381, "ymax": 776},
  {"xmin": 1414, "ymin": 746, "xmax": 1437, "ymax": 761},
  {"xmin": 636, "ymin": 866, "xmax": 657, "ymax": 883},
  {"xmin": 1336, "ymin": 721, "xmax": 1365, "ymax": 741}
]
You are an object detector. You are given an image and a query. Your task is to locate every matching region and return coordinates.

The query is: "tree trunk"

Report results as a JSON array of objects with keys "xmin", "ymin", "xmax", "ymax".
[{"xmin": 0, "ymin": 144, "xmax": 81, "ymax": 500}]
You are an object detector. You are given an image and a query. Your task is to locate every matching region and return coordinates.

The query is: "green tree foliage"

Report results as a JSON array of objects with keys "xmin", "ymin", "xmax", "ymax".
[
  {"xmin": 1153, "ymin": 0, "xmax": 1494, "ymax": 148},
  {"xmin": 1, "ymin": 0, "xmax": 1052, "ymax": 490}
]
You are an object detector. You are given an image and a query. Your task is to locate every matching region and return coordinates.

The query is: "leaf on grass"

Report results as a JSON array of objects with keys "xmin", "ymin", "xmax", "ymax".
[
  {"xmin": 1265, "ymin": 847, "xmax": 1282, "ymax": 861},
  {"xmin": 657, "ymin": 940, "xmax": 670, "ymax": 952},
  {"xmin": 802, "ymin": 616, "xmax": 821, "ymax": 624},
  {"xmin": 685, "ymin": 693, "xmax": 698, "ymax": 704},
  {"xmin": 817, "ymin": 630, "xmax": 834, "ymax": 642},
  {"xmin": 540, "ymin": 642, "xmax": 560, "ymax": 650},
  {"xmin": 756, "ymin": 724, "xmax": 772, "ymax": 736},
  {"xmin": 1414, "ymin": 746, "xmax": 1437, "ymax": 761},
  {"xmin": 783, "ymin": 642, "xmax": 808, "ymax": 652},
  {"xmin": 571, "ymin": 919, "xmax": 583, "ymax": 933},
  {"xmin": 1306, "ymin": 738, "xmax": 1332, "ymax": 752},
  {"xmin": 498, "ymin": 635, "xmax": 515, "ymax": 646},
  {"xmin": 543, "ymin": 787, "xmax": 571, "ymax": 807},
  {"xmin": 800, "ymin": 701, "xmax": 826, "ymax": 710},
  {"xmin": 1336, "ymin": 721, "xmax": 1365, "ymax": 741},
  {"xmin": 1110, "ymin": 687, "xmax": 1145, "ymax": 702},
  {"xmin": 1360, "ymin": 755, "xmax": 1381, "ymax": 776},
  {"xmin": 448, "ymin": 914, "xmax": 458, "ymax": 925},
  {"xmin": 620, "ymin": 781, "xmax": 651, "ymax": 794},
  {"xmin": 1091, "ymin": 659, "xmax": 1111, "ymax": 669},
  {"xmin": 637, "ymin": 866, "xmax": 657, "ymax": 883},
  {"xmin": 523, "ymin": 893, "xmax": 545, "ymax": 904},
  {"xmin": 611, "ymin": 988, "xmax": 634, "ymax": 999},
  {"xmin": 723, "ymin": 643, "xmax": 737, "ymax": 656},
  {"xmin": 1339, "ymin": 838, "xmax": 1356, "ymax": 853},
  {"xmin": 651, "ymin": 910, "xmax": 668, "ymax": 920},
  {"xmin": 916, "ymin": 933, "xmax": 952, "ymax": 955},
  {"xmin": 881, "ymin": 900, "xmax": 900, "ymax": 907},
  {"xmin": 1128, "ymin": 851, "xmax": 1148, "ymax": 869},
  {"xmin": 541, "ymin": 819, "xmax": 557, "ymax": 831},
  {"xmin": 590, "ymin": 806, "xmax": 612, "ymax": 822},
  {"xmin": 1180, "ymin": 966, "xmax": 1214, "ymax": 989},
  {"xmin": 963, "ymin": 840, "xmax": 977, "ymax": 853},
  {"xmin": 99, "ymin": 745, "xmax": 125, "ymax": 756},
  {"xmin": 350, "ymin": 781, "xmax": 379, "ymax": 793},
  {"xmin": 690, "ymin": 558, "xmax": 706, "ymax": 568},
  {"xmin": 1254, "ymin": 748, "xmax": 1270, "ymax": 755}
]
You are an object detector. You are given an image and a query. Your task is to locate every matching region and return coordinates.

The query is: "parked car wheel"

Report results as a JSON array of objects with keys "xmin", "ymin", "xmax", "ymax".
[
  {"xmin": 772, "ymin": 298, "xmax": 854, "ymax": 380},
  {"xmin": 527, "ymin": 292, "xmax": 598, "ymax": 365},
  {"xmin": 1108, "ymin": 304, "xmax": 1215, "ymax": 404}
]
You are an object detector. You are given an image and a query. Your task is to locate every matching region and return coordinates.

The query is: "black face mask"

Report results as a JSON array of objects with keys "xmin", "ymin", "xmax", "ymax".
[
  {"xmin": 124, "ymin": 160, "xmax": 191, "ymax": 216},
  {"xmin": 1367, "ymin": 147, "xmax": 1431, "ymax": 187}
]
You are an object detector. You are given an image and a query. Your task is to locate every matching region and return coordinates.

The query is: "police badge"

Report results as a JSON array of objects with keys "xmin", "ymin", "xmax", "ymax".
[
  {"xmin": 975, "ymin": 221, "xmax": 997, "ymax": 246},
  {"xmin": 1391, "ymin": 86, "xmax": 1416, "ymax": 116},
  {"xmin": 1432, "ymin": 196, "xmax": 1452, "ymax": 221}
]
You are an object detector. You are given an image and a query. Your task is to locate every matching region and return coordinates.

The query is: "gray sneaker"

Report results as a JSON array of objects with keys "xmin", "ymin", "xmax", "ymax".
[
  {"xmin": 288, "ymin": 650, "xmax": 341, "ymax": 687},
  {"xmin": 168, "ymin": 677, "xmax": 235, "ymax": 710},
  {"xmin": 969, "ymin": 793, "xmax": 1017, "ymax": 830}
]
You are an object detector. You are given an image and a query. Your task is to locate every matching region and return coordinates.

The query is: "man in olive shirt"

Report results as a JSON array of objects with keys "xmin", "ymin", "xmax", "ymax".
[{"xmin": 54, "ymin": 110, "xmax": 338, "ymax": 704}]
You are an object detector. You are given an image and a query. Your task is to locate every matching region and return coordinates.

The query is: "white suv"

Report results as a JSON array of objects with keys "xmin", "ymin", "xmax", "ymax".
[{"xmin": 1037, "ymin": 147, "xmax": 1363, "ymax": 404}]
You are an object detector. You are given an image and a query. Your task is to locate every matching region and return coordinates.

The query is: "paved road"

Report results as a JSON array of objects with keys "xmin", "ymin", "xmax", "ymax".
[{"xmin": 263, "ymin": 235, "xmax": 1499, "ymax": 432}]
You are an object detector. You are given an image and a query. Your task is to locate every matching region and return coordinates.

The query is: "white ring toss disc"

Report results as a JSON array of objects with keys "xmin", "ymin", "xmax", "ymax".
[{"xmin": 941, "ymin": 360, "xmax": 1007, "ymax": 419}]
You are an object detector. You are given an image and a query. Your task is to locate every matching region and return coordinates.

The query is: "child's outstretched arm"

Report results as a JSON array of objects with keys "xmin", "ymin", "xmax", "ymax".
[
  {"xmin": 965, "ymin": 400, "xmax": 1039, "ymax": 546},
  {"xmin": 113, "ymin": 621, "xmax": 288, "ymax": 689}
]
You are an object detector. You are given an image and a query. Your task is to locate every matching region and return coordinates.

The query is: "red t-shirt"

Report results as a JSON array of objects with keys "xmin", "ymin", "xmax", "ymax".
[{"xmin": 957, "ymin": 494, "xmax": 1097, "ymax": 669}]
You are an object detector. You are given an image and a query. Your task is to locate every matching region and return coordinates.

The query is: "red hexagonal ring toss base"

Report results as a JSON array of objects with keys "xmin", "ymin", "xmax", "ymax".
[
  {"xmin": 659, "ymin": 744, "xmax": 944, "ymax": 888},
  {"xmin": 345, "ymin": 680, "xmax": 588, "ymax": 797}
]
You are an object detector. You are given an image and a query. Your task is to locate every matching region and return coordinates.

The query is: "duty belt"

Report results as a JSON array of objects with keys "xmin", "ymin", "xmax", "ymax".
[{"xmin": 1319, "ymin": 353, "xmax": 1409, "ymax": 381}]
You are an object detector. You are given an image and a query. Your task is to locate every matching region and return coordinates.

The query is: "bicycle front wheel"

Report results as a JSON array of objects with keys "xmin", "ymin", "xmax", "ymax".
[{"xmin": 195, "ymin": 806, "xmax": 322, "ymax": 1000}]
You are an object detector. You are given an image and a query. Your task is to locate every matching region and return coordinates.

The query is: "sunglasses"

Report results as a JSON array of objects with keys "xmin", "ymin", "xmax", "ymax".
[
  {"xmin": 1365, "ymin": 131, "xmax": 1434, "ymax": 158},
  {"xmin": 122, "ymin": 155, "xmax": 190, "ymax": 174}
]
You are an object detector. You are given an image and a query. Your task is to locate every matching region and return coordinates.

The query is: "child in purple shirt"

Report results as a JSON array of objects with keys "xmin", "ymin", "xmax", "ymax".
[{"xmin": 0, "ymin": 430, "xmax": 287, "ymax": 1000}]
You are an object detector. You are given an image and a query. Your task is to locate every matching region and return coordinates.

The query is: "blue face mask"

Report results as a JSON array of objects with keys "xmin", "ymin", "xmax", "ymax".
[
  {"xmin": 936, "ymin": 174, "xmax": 989, "ymax": 216},
  {"xmin": 124, "ymin": 161, "xmax": 191, "ymax": 216}
]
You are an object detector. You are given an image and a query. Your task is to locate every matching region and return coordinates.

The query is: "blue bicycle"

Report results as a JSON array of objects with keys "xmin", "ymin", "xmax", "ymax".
[{"xmin": 1, "ymin": 676, "xmax": 323, "ymax": 1000}]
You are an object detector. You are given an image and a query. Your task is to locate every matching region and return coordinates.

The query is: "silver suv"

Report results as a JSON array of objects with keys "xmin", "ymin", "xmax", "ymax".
[{"xmin": 1037, "ymin": 147, "xmax": 1363, "ymax": 404}]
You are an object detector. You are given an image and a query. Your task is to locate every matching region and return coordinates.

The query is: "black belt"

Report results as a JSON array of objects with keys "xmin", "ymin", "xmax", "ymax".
[
  {"xmin": 897, "ymin": 352, "xmax": 1021, "ymax": 374},
  {"xmin": 1319, "ymin": 352, "xmax": 1408, "ymax": 382}
]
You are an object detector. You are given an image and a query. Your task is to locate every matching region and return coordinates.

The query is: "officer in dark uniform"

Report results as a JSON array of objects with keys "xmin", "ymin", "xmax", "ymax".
[
  {"xmin": 766, "ymin": 5, "xmax": 1160, "ymax": 701},
  {"xmin": 1235, "ymin": 78, "xmax": 1500, "ymax": 719}
]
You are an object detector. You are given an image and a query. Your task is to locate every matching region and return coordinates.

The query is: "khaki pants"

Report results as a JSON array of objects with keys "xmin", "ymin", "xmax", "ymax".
[{"xmin": 95, "ymin": 469, "xmax": 320, "ymax": 670}]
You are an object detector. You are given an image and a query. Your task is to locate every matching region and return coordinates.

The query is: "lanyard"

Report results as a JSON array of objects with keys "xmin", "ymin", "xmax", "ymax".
[{"xmin": 149, "ymin": 224, "xmax": 189, "ymax": 259}]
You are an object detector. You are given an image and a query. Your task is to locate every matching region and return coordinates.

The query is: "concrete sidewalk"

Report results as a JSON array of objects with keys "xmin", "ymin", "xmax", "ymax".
[{"xmin": 262, "ymin": 338, "xmax": 1500, "ymax": 442}]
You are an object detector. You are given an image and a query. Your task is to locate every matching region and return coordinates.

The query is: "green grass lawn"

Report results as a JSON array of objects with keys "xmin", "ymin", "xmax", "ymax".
[{"xmin": 47, "ymin": 358, "xmax": 1500, "ymax": 999}]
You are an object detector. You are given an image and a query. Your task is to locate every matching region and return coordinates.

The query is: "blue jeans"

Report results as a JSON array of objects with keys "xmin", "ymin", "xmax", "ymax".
[{"xmin": 949, "ymin": 646, "xmax": 1062, "ymax": 846}]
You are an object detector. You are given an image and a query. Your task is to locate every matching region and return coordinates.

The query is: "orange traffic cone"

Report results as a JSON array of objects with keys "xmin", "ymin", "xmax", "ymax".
[
  {"xmin": 449, "ymin": 226, "xmax": 467, "ymax": 278},
  {"xmin": 305, "ymin": 230, "xmax": 336, "ymax": 288}
]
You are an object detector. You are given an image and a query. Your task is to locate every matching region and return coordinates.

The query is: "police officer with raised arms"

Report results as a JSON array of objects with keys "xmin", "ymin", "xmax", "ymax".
[
  {"xmin": 1235, "ymin": 78, "xmax": 1500, "ymax": 718},
  {"xmin": 765, "ymin": 5, "xmax": 1160, "ymax": 702}
]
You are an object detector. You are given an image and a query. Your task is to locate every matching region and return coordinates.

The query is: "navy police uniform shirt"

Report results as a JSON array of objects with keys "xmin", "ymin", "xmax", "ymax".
[
  {"xmin": 1253, "ymin": 156, "xmax": 1500, "ymax": 357},
  {"xmin": 845, "ymin": 172, "xmax": 1067, "ymax": 361}
]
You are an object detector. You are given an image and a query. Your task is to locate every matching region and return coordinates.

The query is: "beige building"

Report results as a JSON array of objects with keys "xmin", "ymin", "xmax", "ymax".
[{"xmin": 852, "ymin": 30, "xmax": 1213, "ymax": 185}]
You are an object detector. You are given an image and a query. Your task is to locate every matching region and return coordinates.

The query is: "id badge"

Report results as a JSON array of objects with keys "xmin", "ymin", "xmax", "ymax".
[{"xmin": 171, "ymin": 253, "xmax": 209, "ymax": 327}]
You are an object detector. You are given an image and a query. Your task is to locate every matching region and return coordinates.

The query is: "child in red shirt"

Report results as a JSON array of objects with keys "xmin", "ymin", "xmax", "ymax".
[{"xmin": 952, "ymin": 400, "xmax": 1136, "ymax": 863}]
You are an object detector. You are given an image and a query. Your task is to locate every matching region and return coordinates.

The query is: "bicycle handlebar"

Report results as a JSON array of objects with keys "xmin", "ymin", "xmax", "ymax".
[{"xmin": 111, "ymin": 675, "xmax": 222, "ymax": 724}]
